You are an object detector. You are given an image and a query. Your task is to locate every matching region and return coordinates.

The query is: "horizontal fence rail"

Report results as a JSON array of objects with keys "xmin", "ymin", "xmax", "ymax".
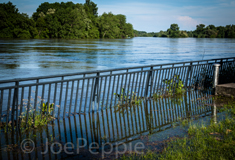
[{"xmin": 0, "ymin": 57, "xmax": 234, "ymax": 129}]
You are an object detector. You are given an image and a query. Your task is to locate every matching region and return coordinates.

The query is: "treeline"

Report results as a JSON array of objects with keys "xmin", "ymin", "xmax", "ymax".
[
  {"xmin": 135, "ymin": 24, "xmax": 235, "ymax": 38},
  {"xmin": 0, "ymin": 1, "xmax": 134, "ymax": 39}
]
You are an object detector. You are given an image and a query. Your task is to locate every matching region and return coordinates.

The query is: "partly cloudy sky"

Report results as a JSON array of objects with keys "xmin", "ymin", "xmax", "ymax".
[{"xmin": 2, "ymin": 0, "xmax": 235, "ymax": 32}]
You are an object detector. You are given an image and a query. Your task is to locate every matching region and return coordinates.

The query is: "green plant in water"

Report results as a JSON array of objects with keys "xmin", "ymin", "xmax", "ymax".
[
  {"xmin": 153, "ymin": 75, "xmax": 185, "ymax": 100},
  {"xmin": 42, "ymin": 102, "xmax": 54, "ymax": 114},
  {"xmin": 163, "ymin": 74, "xmax": 185, "ymax": 95},
  {"xmin": 3, "ymin": 100, "xmax": 55, "ymax": 133},
  {"xmin": 114, "ymin": 88, "xmax": 142, "ymax": 105}
]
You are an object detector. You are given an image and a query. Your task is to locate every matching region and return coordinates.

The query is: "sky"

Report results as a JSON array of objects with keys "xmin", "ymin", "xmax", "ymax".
[{"xmin": 2, "ymin": 0, "xmax": 235, "ymax": 32}]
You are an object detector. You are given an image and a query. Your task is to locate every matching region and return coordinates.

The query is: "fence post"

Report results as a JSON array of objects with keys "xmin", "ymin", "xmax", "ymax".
[
  {"xmin": 145, "ymin": 66, "xmax": 153, "ymax": 97},
  {"xmin": 213, "ymin": 63, "xmax": 220, "ymax": 95},
  {"xmin": 185, "ymin": 62, "xmax": 192, "ymax": 88},
  {"xmin": 92, "ymin": 72, "xmax": 100, "ymax": 111}
]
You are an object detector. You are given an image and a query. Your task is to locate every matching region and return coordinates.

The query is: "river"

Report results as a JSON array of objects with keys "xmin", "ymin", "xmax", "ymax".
[{"xmin": 0, "ymin": 37, "xmax": 235, "ymax": 80}]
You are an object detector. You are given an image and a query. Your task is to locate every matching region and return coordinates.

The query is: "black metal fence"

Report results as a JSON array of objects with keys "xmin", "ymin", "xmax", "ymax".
[
  {"xmin": 0, "ymin": 57, "xmax": 234, "ymax": 127},
  {"xmin": 0, "ymin": 91, "xmax": 214, "ymax": 159}
]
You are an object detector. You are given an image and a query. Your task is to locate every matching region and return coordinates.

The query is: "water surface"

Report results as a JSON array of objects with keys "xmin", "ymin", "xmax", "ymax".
[{"xmin": 0, "ymin": 38, "xmax": 235, "ymax": 80}]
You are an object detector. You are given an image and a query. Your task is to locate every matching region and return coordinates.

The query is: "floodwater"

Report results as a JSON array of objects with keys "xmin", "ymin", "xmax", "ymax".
[
  {"xmin": 0, "ymin": 37, "xmax": 235, "ymax": 80},
  {"xmin": 0, "ymin": 37, "xmax": 235, "ymax": 159},
  {"xmin": 0, "ymin": 90, "xmax": 230, "ymax": 159}
]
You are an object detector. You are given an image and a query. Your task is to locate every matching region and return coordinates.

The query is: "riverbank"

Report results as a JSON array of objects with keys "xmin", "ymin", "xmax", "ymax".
[{"xmin": 120, "ymin": 96, "xmax": 235, "ymax": 160}]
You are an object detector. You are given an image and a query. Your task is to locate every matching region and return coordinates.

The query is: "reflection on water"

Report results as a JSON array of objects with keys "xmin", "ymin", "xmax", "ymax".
[
  {"xmin": 1, "ymin": 91, "xmax": 226, "ymax": 159},
  {"xmin": 1, "ymin": 38, "xmax": 235, "ymax": 80}
]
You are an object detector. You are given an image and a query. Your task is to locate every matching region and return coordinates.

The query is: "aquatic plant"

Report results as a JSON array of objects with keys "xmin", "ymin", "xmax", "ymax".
[
  {"xmin": 2, "ymin": 99, "xmax": 56, "ymax": 133},
  {"xmin": 153, "ymin": 74, "xmax": 185, "ymax": 99},
  {"xmin": 114, "ymin": 88, "xmax": 142, "ymax": 105}
]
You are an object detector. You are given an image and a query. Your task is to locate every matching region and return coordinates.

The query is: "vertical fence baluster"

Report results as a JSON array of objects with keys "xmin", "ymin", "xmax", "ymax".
[
  {"xmin": 52, "ymin": 82, "xmax": 57, "ymax": 117},
  {"xmin": 122, "ymin": 73, "xmax": 128, "ymax": 105},
  {"xmin": 185, "ymin": 62, "xmax": 192, "ymax": 88},
  {"xmin": 92, "ymin": 73, "xmax": 100, "ymax": 111},
  {"xmin": 33, "ymin": 80, "xmax": 39, "ymax": 121},
  {"xmin": 134, "ymin": 72, "xmax": 139, "ymax": 96},
  {"xmin": 0, "ymin": 90, "xmax": 3, "ymax": 123},
  {"xmin": 74, "ymin": 80, "xmax": 80, "ymax": 114},
  {"xmin": 6, "ymin": 89, "xmax": 11, "ymax": 131},
  {"xmin": 97, "ymin": 76, "xmax": 103, "ymax": 111},
  {"xmin": 25, "ymin": 86, "xmax": 31, "ymax": 128},
  {"xmin": 47, "ymin": 84, "xmax": 51, "ymax": 118},
  {"xmin": 114, "ymin": 75, "xmax": 120, "ymax": 105},
  {"xmin": 89, "ymin": 78, "xmax": 95, "ymax": 112},
  {"xmin": 153, "ymin": 69, "xmax": 158, "ymax": 94},
  {"xmin": 110, "ymin": 75, "xmax": 116, "ymax": 107},
  {"xmin": 11, "ymin": 81, "xmax": 18, "ymax": 131},
  {"xmin": 19, "ymin": 87, "xmax": 24, "ymax": 127},
  {"xmin": 69, "ymin": 80, "xmax": 74, "ymax": 115},
  {"xmin": 141, "ymin": 70, "xmax": 146, "ymax": 97},
  {"xmin": 15, "ymin": 82, "xmax": 19, "ymax": 132},
  {"xmin": 156, "ymin": 67, "xmax": 162, "ymax": 94},
  {"xmin": 119, "ymin": 74, "xmax": 124, "ymax": 102},
  {"xmin": 130, "ymin": 73, "xmax": 135, "ymax": 101},
  {"xmin": 79, "ymin": 75, "xmax": 85, "ymax": 113},
  {"xmin": 40, "ymin": 84, "xmax": 45, "ymax": 114},
  {"xmin": 106, "ymin": 75, "xmax": 112, "ymax": 108},
  {"xmin": 63, "ymin": 81, "xmax": 69, "ymax": 118},
  {"xmin": 144, "ymin": 66, "xmax": 153, "ymax": 97},
  {"xmin": 58, "ymin": 77, "xmax": 64, "ymax": 118},
  {"xmin": 137, "ymin": 69, "xmax": 143, "ymax": 98},
  {"xmin": 127, "ymin": 73, "xmax": 131, "ymax": 102},
  {"xmin": 84, "ymin": 79, "xmax": 90, "ymax": 112}
]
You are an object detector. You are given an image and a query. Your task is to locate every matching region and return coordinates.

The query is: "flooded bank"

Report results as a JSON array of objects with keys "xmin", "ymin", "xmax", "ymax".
[{"xmin": 0, "ymin": 90, "xmax": 231, "ymax": 159}]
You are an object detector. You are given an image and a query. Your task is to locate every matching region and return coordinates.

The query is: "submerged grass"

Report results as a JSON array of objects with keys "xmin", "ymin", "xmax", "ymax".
[{"xmin": 121, "ymin": 97, "xmax": 235, "ymax": 160}]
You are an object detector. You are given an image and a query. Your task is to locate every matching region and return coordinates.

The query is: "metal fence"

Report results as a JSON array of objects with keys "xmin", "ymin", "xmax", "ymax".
[
  {"xmin": 0, "ymin": 91, "xmax": 214, "ymax": 159},
  {"xmin": 0, "ymin": 57, "xmax": 234, "ymax": 128}
]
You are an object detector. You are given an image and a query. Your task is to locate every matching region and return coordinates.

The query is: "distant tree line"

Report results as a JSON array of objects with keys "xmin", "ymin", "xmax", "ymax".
[
  {"xmin": 0, "ymin": 1, "xmax": 134, "ymax": 39},
  {"xmin": 135, "ymin": 24, "xmax": 235, "ymax": 38}
]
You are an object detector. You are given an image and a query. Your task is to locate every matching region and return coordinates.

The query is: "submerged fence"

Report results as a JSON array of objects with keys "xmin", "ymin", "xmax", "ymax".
[
  {"xmin": 0, "ymin": 57, "xmax": 234, "ymax": 126},
  {"xmin": 0, "ymin": 91, "xmax": 214, "ymax": 159}
]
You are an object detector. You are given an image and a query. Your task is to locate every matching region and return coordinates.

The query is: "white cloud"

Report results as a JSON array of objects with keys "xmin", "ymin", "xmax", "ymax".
[{"xmin": 176, "ymin": 16, "xmax": 200, "ymax": 30}]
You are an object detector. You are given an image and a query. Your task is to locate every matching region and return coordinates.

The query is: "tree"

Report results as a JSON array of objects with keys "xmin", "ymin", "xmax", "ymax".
[
  {"xmin": 0, "ymin": 2, "xmax": 38, "ymax": 38},
  {"xmin": 170, "ymin": 23, "xmax": 179, "ymax": 31},
  {"xmin": 168, "ymin": 24, "xmax": 180, "ymax": 37}
]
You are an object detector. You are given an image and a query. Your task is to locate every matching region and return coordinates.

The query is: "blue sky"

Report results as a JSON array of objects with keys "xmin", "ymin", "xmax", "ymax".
[{"xmin": 2, "ymin": 0, "xmax": 235, "ymax": 32}]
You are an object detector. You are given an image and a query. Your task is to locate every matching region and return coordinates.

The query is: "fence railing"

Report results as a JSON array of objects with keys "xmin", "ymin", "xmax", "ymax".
[
  {"xmin": 0, "ymin": 57, "xmax": 234, "ymax": 128},
  {"xmin": 0, "ymin": 90, "xmax": 214, "ymax": 159}
]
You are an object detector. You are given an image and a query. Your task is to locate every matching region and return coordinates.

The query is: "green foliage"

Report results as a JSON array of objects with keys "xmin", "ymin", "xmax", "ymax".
[
  {"xmin": 42, "ymin": 102, "xmax": 54, "ymax": 114},
  {"xmin": 114, "ymin": 88, "xmax": 141, "ymax": 105},
  {"xmin": 0, "ymin": 1, "xmax": 134, "ymax": 39},
  {"xmin": 163, "ymin": 74, "xmax": 185, "ymax": 95},
  {"xmin": 135, "ymin": 23, "xmax": 235, "ymax": 38},
  {"xmin": 2, "ymin": 100, "xmax": 55, "ymax": 133},
  {"xmin": 0, "ymin": 2, "xmax": 38, "ymax": 38},
  {"xmin": 153, "ymin": 75, "xmax": 184, "ymax": 101}
]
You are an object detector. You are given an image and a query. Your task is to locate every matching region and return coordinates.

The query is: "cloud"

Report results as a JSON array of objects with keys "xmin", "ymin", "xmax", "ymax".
[{"xmin": 176, "ymin": 16, "xmax": 200, "ymax": 30}]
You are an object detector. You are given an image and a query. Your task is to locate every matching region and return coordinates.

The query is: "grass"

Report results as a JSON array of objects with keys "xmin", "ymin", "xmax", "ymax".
[{"xmin": 120, "ymin": 97, "xmax": 235, "ymax": 160}]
